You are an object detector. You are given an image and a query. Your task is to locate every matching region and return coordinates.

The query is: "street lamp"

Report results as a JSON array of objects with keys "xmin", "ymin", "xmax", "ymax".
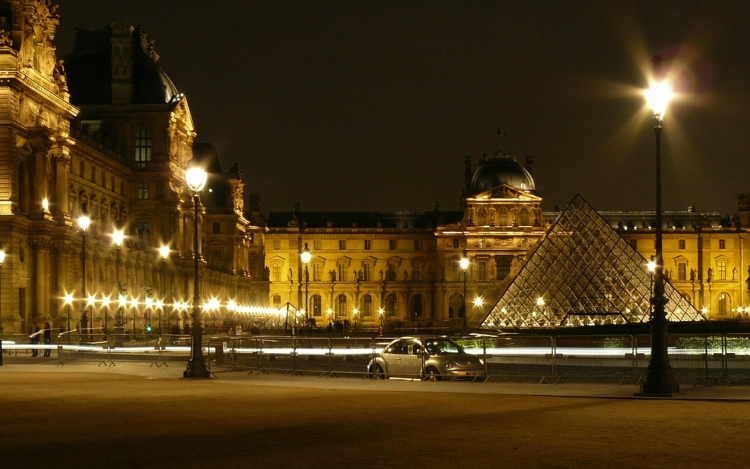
[
  {"xmin": 0, "ymin": 249, "xmax": 5, "ymax": 336},
  {"xmin": 112, "ymin": 229, "xmax": 125, "ymax": 347},
  {"xmin": 101, "ymin": 296, "xmax": 111, "ymax": 338},
  {"xmin": 639, "ymin": 55, "xmax": 679, "ymax": 396},
  {"xmin": 460, "ymin": 254, "xmax": 469, "ymax": 334},
  {"xmin": 78, "ymin": 214, "xmax": 91, "ymax": 342},
  {"xmin": 647, "ymin": 256, "xmax": 656, "ymax": 319},
  {"xmin": 184, "ymin": 165, "xmax": 210, "ymax": 378},
  {"xmin": 159, "ymin": 244, "xmax": 170, "ymax": 335},
  {"xmin": 63, "ymin": 293, "xmax": 74, "ymax": 332},
  {"xmin": 300, "ymin": 243, "xmax": 311, "ymax": 327}
]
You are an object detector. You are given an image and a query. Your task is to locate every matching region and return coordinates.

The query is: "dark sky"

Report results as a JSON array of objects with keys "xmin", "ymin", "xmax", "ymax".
[{"xmin": 54, "ymin": 1, "xmax": 750, "ymax": 216}]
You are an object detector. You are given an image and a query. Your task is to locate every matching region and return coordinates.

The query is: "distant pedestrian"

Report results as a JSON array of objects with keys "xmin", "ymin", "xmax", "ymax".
[
  {"xmin": 43, "ymin": 322, "xmax": 52, "ymax": 357},
  {"xmin": 28, "ymin": 320, "xmax": 40, "ymax": 357}
]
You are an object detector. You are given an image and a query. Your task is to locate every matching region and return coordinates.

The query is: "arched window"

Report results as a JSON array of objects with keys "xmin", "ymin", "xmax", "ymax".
[
  {"xmin": 361, "ymin": 294, "xmax": 372, "ymax": 317},
  {"xmin": 134, "ymin": 128, "xmax": 152, "ymax": 167},
  {"xmin": 519, "ymin": 208, "xmax": 530, "ymax": 226},
  {"xmin": 336, "ymin": 294, "xmax": 347, "ymax": 317},
  {"xmin": 311, "ymin": 294, "xmax": 322, "ymax": 317},
  {"xmin": 272, "ymin": 295, "xmax": 281, "ymax": 308},
  {"xmin": 718, "ymin": 293, "xmax": 729, "ymax": 315},
  {"xmin": 411, "ymin": 294, "xmax": 423, "ymax": 318},
  {"xmin": 386, "ymin": 293, "xmax": 398, "ymax": 317},
  {"xmin": 448, "ymin": 293, "xmax": 464, "ymax": 319}
]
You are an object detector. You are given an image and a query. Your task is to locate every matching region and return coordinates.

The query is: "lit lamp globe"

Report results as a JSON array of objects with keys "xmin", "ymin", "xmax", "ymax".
[
  {"xmin": 459, "ymin": 257, "xmax": 469, "ymax": 271},
  {"xmin": 112, "ymin": 229, "xmax": 125, "ymax": 247},
  {"xmin": 645, "ymin": 80, "xmax": 672, "ymax": 122},
  {"xmin": 77, "ymin": 214, "xmax": 91, "ymax": 231},
  {"xmin": 186, "ymin": 167, "xmax": 208, "ymax": 192}
]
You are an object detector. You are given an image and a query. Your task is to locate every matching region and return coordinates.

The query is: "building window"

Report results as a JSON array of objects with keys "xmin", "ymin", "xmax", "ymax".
[
  {"xmin": 312, "ymin": 295, "xmax": 322, "ymax": 317},
  {"xmin": 477, "ymin": 208, "xmax": 487, "ymax": 225},
  {"xmin": 719, "ymin": 239, "xmax": 726, "ymax": 249},
  {"xmin": 386, "ymin": 263, "xmax": 397, "ymax": 281},
  {"xmin": 337, "ymin": 264, "xmax": 347, "ymax": 282},
  {"xmin": 718, "ymin": 293, "xmax": 728, "ymax": 315},
  {"xmin": 363, "ymin": 264, "xmax": 372, "ymax": 281},
  {"xmin": 498, "ymin": 208, "xmax": 509, "ymax": 226},
  {"xmin": 717, "ymin": 261, "xmax": 727, "ymax": 280},
  {"xmin": 411, "ymin": 294, "xmax": 423, "ymax": 318},
  {"xmin": 362, "ymin": 294, "xmax": 373, "ymax": 317},
  {"xmin": 452, "ymin": 238, "xmax": 460, "ymax": 249},
  {"xmin": 412, "ymin": 263, "xmax": 422, "ymax": 281},
  {"xmin": 451, "ymin": 261, "xmax": 461, "ymax": 281},
  {"xmin": 339, "ymin": 240, "xmax": 346, "ymax": 250},
  {"xmin": 336, "ymin": 295, "xmax": 347, "ymax": 317},
  {"xmin": 679, "ymin": 239, "xmax": 686, "ymax": 250},
  {"xmin": 249, "ymin": 259, "xmax": 257, "ymax": 279},
  {"xmin": 79, "ymin": 159, "xmax": 85, "ymax": 176},
  {"xmin": 449, "ymin": 293, "xmax": 463, "ymax": 319},
  {"xmin": 137, "ymin": 183, "xmax": 148, "ymax": 200},
  {"xmin": 478, "ymin": 260, "xmax": 488, "ymax": 281},
  {"xmin": 519, "ymin": 208, "xmax": 530, "ymax": 226},
  {"xmin": 134, "ymin": 128, "xmax": 152, "ymax": 167},
  {"xmin": 135, "ymin": 222, "xmax": 150, "ymax": 248},
  {"xmin": 386, "ymin": 294, "xmax": 398, "ymax": 317},
  {"xmin": 313, "ymin": 264, "xmax": 322, "ymax": 282},
  {"xmin": 414, "ymin": 239, "xmax": 422, "ymax": 250},
  {"xmin": 389, "ymin": 239, "xmax": 397, "ymax": 250},
  {"xmin": 496, "ymin": 256, "xmax": 512, "ymax": 280},
  {"xmin": 272, "ymin": 263, "xmax": 282, "ymax": 282},
  {"xmin": 314, "ymin": 239, "xmax": 322, "ymax": 250},
  {"xmin": 213, "ymin": 222, "xmax": 221, "ymax": 234},
  {"xmin": 677, "ymin": 262, "xmax": 687, "ymax": 281},
  {"xmin": 272, "ymin": 295, "xmax": 281, "ymax": 308},
  {"xmin": 364, "ymin": 240, "xmax": 372, "ymax": 250},
  {"xmin": 273, "ymin": 239, "xmax": 280, "ymax": 250}
]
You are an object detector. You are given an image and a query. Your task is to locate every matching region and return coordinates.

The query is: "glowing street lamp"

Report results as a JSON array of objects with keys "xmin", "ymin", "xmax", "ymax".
[
  {"xmin": 300, "ymin": 243, "xmax": 311, "ymax": 327},
  {"xmin": 184, "ymin": 165, "xmax": 210, "ymax": 379},
  {"xmin": 159, "ymin": 244, "xmax": 170, "ymax": 335},
  {"xmin": 78, "ymin": 214, "xmax": 91, "ymax": 341},
  {"xmin": 638, "ymin": 55, "xmax": 679, "ymax": 396},
  {"xmin": 460, "ymin": 255, "xmax": 469, "ymax": 334},
  {"xmin": 63, "ymin": 293, "xmax": 74, "ymax": 332}
]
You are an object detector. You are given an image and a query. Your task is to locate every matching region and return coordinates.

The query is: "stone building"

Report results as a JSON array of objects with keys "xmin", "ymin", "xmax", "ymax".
[{"xmin": 0, "ymin": 1, "xmax": 266, "ymax": 335}]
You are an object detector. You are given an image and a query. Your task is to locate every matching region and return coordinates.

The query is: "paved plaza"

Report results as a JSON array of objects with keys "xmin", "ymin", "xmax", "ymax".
[{"xmin": 1, "ymin": 361, "xmax": 749, "ymax": 468}]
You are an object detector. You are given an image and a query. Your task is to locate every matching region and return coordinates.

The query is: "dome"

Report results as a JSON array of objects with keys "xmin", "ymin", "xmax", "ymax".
[
  {"xmin": 65, "ymin": 24, "xmax": 180, "ymax": 106},
  {"xmin": 469, "ymin": 155, "xmax": 536, "ymax": 194}
]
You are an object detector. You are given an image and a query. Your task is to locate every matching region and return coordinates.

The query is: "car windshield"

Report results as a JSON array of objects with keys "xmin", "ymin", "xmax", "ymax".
[{"xmin": 424, "ymin": 338, "xmax": 464, "ymax": 355}]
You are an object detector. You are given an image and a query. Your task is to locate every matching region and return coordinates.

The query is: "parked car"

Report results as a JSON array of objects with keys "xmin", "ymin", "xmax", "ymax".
[{"xmin": 368, "ymin": 336, "xmax": 485, "ymax": 381}]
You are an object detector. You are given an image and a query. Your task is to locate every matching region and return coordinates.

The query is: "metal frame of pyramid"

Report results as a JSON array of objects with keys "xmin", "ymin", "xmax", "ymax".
[{"xmin": 481, "ymin": 195, "xmax": 705, "ymax": 329}]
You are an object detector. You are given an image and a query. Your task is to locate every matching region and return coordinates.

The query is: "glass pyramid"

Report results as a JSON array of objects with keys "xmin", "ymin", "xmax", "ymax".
[{"xmin": 481, "ymin": 195, "xmax": 705, "ymax": 329}]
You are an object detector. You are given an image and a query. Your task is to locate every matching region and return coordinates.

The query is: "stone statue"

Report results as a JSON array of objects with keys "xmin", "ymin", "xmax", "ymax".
[
  {"xmin": 53, "ymin": 59, "xmax": 67, "ymax": 91},
  {"xmin": 0, "ymin": 17, "xmax": 11, "ymax": 47}
]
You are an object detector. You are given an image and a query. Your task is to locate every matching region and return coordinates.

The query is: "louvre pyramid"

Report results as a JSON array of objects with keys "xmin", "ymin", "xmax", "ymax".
[{"xmin": 481, "ymin": 195, "xmax": 705, "ymax": 329}]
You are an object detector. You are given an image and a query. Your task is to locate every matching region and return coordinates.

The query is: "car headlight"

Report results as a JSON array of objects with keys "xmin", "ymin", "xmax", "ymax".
[{"xmin": 444, "ymin": 361, "xmax": 457, "ymax": 370}]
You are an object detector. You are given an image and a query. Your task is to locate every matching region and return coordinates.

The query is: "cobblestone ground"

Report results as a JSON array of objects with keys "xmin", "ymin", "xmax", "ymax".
[{"xmin": 1, "ymin": 363, "xmax": 749, "ymax": 468}]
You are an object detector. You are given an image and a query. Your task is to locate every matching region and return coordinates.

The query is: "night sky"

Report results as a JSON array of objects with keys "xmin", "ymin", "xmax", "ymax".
[{"xmin": 54, "ymin": 1, "xmax": 750, "ymax": 217}]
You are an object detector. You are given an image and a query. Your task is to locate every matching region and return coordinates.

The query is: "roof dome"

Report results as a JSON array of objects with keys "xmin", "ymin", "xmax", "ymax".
[
  {"xmin": 65, "ymin": 24, "xmax": 180, "ymax": 105},
  {"xmin": 469, "ymin": 155, "xmax": 536, "ymax": 194}
]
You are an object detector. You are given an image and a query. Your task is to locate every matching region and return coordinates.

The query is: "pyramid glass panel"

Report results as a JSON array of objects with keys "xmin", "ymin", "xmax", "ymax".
[{"xmin": 482, "ymin": 195, "xmax": 705, "ymax": 329}]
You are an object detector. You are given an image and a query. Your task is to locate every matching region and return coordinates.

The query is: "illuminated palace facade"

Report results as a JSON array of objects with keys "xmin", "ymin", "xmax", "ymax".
[
  {"xmin": 1, "ymin": 3, "xmax": 748, "ymax": 336},
  {"xmin": 0, "ymin": 2, "xmax": 266, "ymax": 335}
]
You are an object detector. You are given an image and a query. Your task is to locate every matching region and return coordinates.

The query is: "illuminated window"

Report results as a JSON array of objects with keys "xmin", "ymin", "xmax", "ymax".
[
  {"xmin": 336, "ymin": 295, "xmax": 347, "ymax": 317},
  {"xmin": 412, "ymin": 263, "xmax": 422, "ymax": 281},
  {"xmin": 678, "ymin": 263, "xmax": 687, "ymax": 281},
  {"xmin": 272, "ymin": 262, "xmax": 282, "ymax": 282},
  {"xmin": 719, "ymin": 293, "xmax": 728, "ymax": 315},
  {"xmin": 311, "ymin": 295, "xmax": 322, "ymax": 317},
  {"xmin": 134, "ymin": 128, "xmax": 152, "ymax": 167},
  {"xmin": 386, "ymin": 294, "xmax": 398, "ymax": 316},
  {"xmin": 362, "ymin": 295, "xmax": 373, "ymax": 317},
  {"xmin": 137, "ymin": 184, "xmax": 148, "ymax": 199},
  {"xmin": 717, "ymin": 261, "xmax": 727, "ymax": 280}
]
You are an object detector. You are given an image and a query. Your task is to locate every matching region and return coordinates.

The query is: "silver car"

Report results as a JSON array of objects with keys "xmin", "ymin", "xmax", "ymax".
[{"xmin": 368, "ymin": 336, "xmax": 485, "ymax": 381}]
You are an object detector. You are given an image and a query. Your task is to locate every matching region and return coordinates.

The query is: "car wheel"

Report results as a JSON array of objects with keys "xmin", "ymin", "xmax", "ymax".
[
  {"xmin": 425, "ymin": 367, "xmax": 441, "ymax": 382},
  {"xmin": 371, "ymin": 364, "xmax": 386, "ymax": 380}
]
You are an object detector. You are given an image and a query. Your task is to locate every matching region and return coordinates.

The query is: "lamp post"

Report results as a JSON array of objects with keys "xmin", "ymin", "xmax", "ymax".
[
  {"xmin": 647, "ymin": 256, "xmax": 656, "ymax": 319},
  {"xmin": 64, "ymin": 293, "xmax": 73, "ymax": 332},
  {"xmin": 101, "ymin": 296, "xmax": 111, "ymax": 340},
  {"xmin": 639, "ymin": 55, "xmax": 679, "ymax": 396},
  {"xmin": 301, "ymin": 243, "xmax": 311, "ymax": 328},
  {"xmin": 184, "ymin": 166, "xmax": 210, "ymax": 378},
  {"xmin": 460, "ymin": 254, "xmax": 469, "ymax": 335},
  {"xmin": 0, "ymin": 251, "xmax": 5, "ymax": 332},
  {"xmin": 130, "ymin": 297, "xmax": 138, "ymax": 338},
  {"xmin": 113, "ymin": 229, "xmax": 125, "ymax": 347},
  {"xmin": 159, "ymin": 245, "xmax": 170, "ymax": 335},
  {"xmin": 78, "ymin": 214, "xmax": 91, "ymax": 342}
]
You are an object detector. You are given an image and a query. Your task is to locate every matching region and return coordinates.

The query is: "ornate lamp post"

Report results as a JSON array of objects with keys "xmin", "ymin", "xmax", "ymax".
[
  {"xmin": 460, "ymin": 254, "xmax": 469, "ymax": 334},
  {"xmin": 63, "ymin": 293, "xmax": 74, "ymax": 332},
  {"xmin": 101, "ymin": 296, "xmax": 111, "ymax": 339},
  {"xmin": 639, "ymin": 55, "xmax": 679, "ymax": 396},
  {"xmin": 0, "ymin": 249, "xmax": 5, "ymax": 336},
  {"xmin": 78, "ymin": 214, "xmax": 91, "ymax": 342},
  {"xmin": 300, "ymin": 243, "xmax": 311, "ymax": 327},
  {"xmin": 159, "ymin": 245, "xmax": 170, "ymax": 335},
  {"xmin": 112, "ymin": 229, "xmax": 125, "ymax": 347},
  {"xmin": 184, "ymin": 166, "xmax": 210, "ymax": 378}
]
